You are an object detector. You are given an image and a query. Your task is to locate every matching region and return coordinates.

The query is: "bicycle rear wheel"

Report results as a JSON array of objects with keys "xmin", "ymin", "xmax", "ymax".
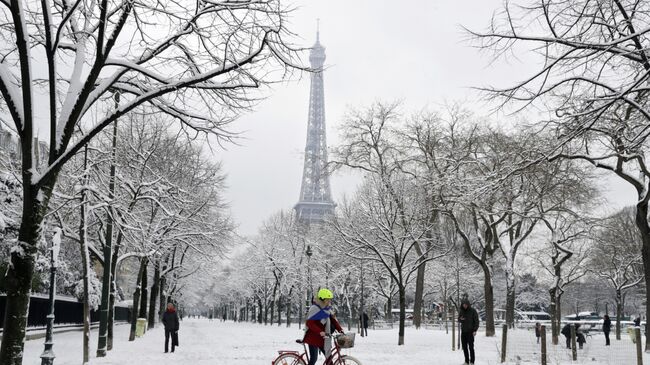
[
  {"xmin": 274, "ymin": 353, "xmax": 306, "ymax": 365},
  {"xmin": 341, "ymin": 355, "xmax": 362, "ymax": 365}
]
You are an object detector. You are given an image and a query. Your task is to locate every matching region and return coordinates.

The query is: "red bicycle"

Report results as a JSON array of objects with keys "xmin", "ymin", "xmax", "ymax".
[{"xmin": 272, "ymin": 333, "xmax": 362, "ymax": 365}]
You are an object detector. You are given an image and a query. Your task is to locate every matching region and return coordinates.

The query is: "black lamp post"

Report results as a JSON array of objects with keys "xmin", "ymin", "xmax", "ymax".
[
  {"xmin": 306, "ymin": 244, "xmax": 313, "ymax": 306},
  {"xmin": 41, "ymin": 229, "xmax": 61, "ymax": 365}
]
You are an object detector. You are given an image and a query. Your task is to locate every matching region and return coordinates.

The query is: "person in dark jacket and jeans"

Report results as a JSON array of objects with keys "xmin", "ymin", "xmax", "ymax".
[
  {"xmin": 603, "ymin": 315, "xmax": 611, "ymax": 346},
  {"xmin": 458, "ymin": 298, "xmax": 480, "ymax": 365},
  {"xmin": 162, "ymin": 303, "xmax": 180, "ymax": 353},
  {"xmin": 360, "ymin": 312, "xmax": 369, "ymax": 337}
]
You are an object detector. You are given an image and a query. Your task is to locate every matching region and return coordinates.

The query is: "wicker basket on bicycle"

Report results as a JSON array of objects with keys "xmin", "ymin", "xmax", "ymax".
[{"xmin": 336, "ymin": 332, "xmax": 355, "ymax": 348}]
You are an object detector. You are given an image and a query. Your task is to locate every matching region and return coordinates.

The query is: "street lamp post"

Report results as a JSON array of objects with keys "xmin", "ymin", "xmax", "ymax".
[
  {"xmin": 41, "ymin": 228, "xmax": 62, "ymax": 365},
  {"xmin": 306, "ymin": 244, "xmax": 313, "ymax": 308}
]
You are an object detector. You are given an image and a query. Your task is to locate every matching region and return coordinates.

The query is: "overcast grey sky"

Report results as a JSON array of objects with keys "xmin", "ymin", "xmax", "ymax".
[{"xmin": 217, "ymin": 0, "xmax": 636, "ymax": 236}]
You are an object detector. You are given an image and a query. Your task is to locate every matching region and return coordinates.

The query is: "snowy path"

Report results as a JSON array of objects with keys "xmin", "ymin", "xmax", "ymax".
[{"xmin": 21, "ymin": 319, "xmax": 650, "ymax": 364}]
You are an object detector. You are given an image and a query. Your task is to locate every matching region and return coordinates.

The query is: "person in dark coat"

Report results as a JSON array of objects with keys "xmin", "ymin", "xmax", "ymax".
[
  {"xmin": 458, "ymin": 298, "xmax": 480, "ymax": 365},
  {"xmin": 535, "ymin": 322, "xmax": 541, "ymax": 344},
  {"xmin": 561, "ymin": 323, "xmax": 586, "ymax": 349},
  {"xmin": 360, "ymin": 312, "xmax": 369, "ymax": 337},
  {"xmin": 162, "ymin": 303, "xmax": 180, "ymax": 353},
  {"xmin": 634, "ymin": 316, "xmax": 641, "ymax": 327},
  {"xmin": 603, "ymin": 315, "xmax": 611, "ymax": 346},
  {"xmin": 561, "ymin": 323, "xmax": 571, "ymax": 348}
]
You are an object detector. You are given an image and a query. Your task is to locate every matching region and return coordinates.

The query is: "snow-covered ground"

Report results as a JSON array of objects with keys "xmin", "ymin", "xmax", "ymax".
[{"xmin": 21, "ymin": 319, "xmax": 648, "ymax": 364}]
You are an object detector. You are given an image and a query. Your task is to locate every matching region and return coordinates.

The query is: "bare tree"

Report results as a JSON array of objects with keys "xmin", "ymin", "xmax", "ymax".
[
  {"xmin": 0, "ymin": 1, "xmax": 302, "ymax": 362},
  {"xmin": 473, "ymin": 0, "xmax": 650, "ymax": 350},
  {"xmin": 536, "ymin": 211, "xmax": 590, "ymax": 345},
  {"xmin": 332, "ymin": 178, "xmax": 442, "ymax": 345},
  {"xmin": 332, "ymin": 101, "xmax": 440, "ymax": 330},
  {"xmin": 590, "ymin": 207, "xmax": 644, "ymax": 340}
]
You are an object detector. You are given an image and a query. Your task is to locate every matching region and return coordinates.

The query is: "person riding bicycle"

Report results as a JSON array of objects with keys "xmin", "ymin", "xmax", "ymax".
[{"xmin": 304, "ymin": 288, "xmax": 344, "ymax": 365}]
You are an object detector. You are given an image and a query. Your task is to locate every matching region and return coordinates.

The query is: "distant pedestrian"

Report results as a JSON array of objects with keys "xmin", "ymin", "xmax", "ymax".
[
  {"xmin": 603, "ymin": 315, "xmax": 611, "ymax": 346},
  {"xmin": 458, "ymin": 298, "xmax": 480, "ymax": 365},
  {"xmin": 222, "ymin": 312, "xmax": 227, "ymax": 322},
  {"xmin": 634, "ymin": 316, "xmax": 641, "ymax": 327},
  {"xmin": 535, "ymin": 322, "xmax": 541, "ymax": 344},
  {"xmin": 561, "ymin": 324, "xmax": 572, "ymax": 348},
  {"xmin": 360, "ymin": 311, "xmax": 369, "ymax": 337},
  {"xmin": 561, "ymin": 323, "xmax": 585, "ymax": 349},
  {"xmin": 162, "ymin": 303, "xmax": 179, "ymax": 353},
  {"xmin": 576, "ymin": 325, "xmax": 586, "ymax": 349}
]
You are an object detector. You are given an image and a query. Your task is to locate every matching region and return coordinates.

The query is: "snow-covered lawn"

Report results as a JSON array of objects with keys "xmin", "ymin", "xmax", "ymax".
[{"xmin": 21, "ymin": 319, "xmax": 648, "ymax": 364}]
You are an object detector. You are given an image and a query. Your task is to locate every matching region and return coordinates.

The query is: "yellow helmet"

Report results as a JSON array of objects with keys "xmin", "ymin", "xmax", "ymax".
[{"xmin": 318, "ymin": 288, "xmax": 334, "ymax": 300}]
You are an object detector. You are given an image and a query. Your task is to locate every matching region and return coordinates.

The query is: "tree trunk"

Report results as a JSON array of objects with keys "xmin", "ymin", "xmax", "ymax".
[
  {"xmin": 129, "ymin": 258, "xmax": 147, "ymax": 341},
  {"xmin": 413, "ymin": 263, "xmax": 426, "ymax": 329},
  {"xmin": 398, "ymin": 285, "xmax": 406, "ymax": 345},
  {"xmin": 108, "ymin": 227, "xmax": 124, "ymax": 351},
  {"xmin": 346, "ymin": 294, "xmax": 352, "ymax": 331},
  {"xmin": 635, "ymin": 201, "xmax": 650, "ymax": 351},
  {"xmin": 616, "ymin": 289, "xmax": 622, "ymax": 341},
  {"xmin": 298, "ymin": 293, "xmax": 303, "ymax": 329},
  {"xmin": 0, "ymin": 186, "xmax": 50, "ymax": 365},
  {"xmin": 549, "ymin": 287, "xmax": 559, "ymax": 345},
  {"xmin": 107, "ymin": 276, "xmax": 116, "ymax": 351},
  {"xmin": 504, "ymin": 256, "xmax": 516, "ymax": 329},
  {"xmin": 277, "ymin": 294, "xmax": 282, "ymax": 326},
  {"xmin": 158, "ymin": 272, "xmax": 167, "ymax": 321},
  {"xmin": 148, "ymin": 263, "xmax": 160, "ymax": 329},
  {"xmin": 138, "ymin": 259, "xmax": 148, "ymax": 320},
  {"xmin": 78, "ymin": 163, "xmax": 92, "ymax": 363},
  {"xmin": 97, "ymin": 114, "xmax": 118, "ymax": 357},
  {"xmin": 482, "ymin": 264, "xmax": 496, "ymax": 337},
  {"xmin": 556, "ymin": 292, "xmax": 564, "ymax": 344},
  {"xmin": 286, "ymin": 296, "xmax": 292, "ymax": 327},
  {"xmin": 386, "ymin": 296, "xmax": 393, "ymax": 322}
]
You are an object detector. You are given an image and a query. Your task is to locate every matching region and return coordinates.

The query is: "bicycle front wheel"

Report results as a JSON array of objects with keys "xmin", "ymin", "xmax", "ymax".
[
  {"xmin": 274, "ymin": 353, "xmax": 306, "ymax": 365},
  {"xmin": 341, "ymin": 355, "xmax": 363, "ymax": 365}
]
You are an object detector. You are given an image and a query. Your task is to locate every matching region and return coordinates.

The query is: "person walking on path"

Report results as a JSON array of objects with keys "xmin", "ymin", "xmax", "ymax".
[
  {"xmin": 360, "ymin": 312, "xmax": 369, "ymax": 337},
  {"xmin": 535, "ymin": 322, "xmax": 541, "ymax": 344},
  {"xmin": 458, "ymin": 298, "xmax": 479, "ymax": 365},
  {"xmin": 162, "ymin": 303, "xmax": 180, "ymax": 353},
  {"xmin": 603, "ymin": 315, "xmax": 611, "ymax": 346},
  {"xmin": 304, "ymin": 288, "xmax": 344, "ymax": 365}
]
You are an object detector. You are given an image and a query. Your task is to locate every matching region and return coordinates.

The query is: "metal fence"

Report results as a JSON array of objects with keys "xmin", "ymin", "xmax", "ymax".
[
  {"xmin": 0, "ymin": 294, "xmax": 130, "ymax": 330},
  {"xmin": 499, "ymin": 323, "xmax": 644, "ymax": 365}
]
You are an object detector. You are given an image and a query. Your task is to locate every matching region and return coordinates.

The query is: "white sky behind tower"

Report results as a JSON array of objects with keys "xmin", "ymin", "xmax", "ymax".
[{"xmin": 216, "ymin": 0, "xmax": 637, "ymax": 236}]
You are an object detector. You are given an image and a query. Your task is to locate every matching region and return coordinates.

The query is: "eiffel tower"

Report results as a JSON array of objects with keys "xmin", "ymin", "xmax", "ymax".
[{"xmin": 294, "ymin": 24, "xmax": 335, "ymax": 224}]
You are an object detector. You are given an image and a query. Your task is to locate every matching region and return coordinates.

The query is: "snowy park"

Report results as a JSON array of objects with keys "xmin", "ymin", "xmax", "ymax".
[
  {"xmin": 20, "ymin": 319, "xmax": 650, "ymax": 365},
  {"xmin": 4, "ymin": 0, "xmax": 650, "ymax": 365}
]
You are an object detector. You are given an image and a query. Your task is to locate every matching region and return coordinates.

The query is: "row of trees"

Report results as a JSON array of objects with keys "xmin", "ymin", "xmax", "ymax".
[
  {"xmin": 200, "ymin": 0, "xmax": 650, "ymax": 352},
  {"xmin": 207, "ymin": 101, "xmax": 645, "ymax": 347},
  {"xmin": 0, "ymin": 1, "xmax": 305, "ymax": 364},
  {"xmin": 0, "ymin": 111, "xmax": 233, "ymax": 362}
]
